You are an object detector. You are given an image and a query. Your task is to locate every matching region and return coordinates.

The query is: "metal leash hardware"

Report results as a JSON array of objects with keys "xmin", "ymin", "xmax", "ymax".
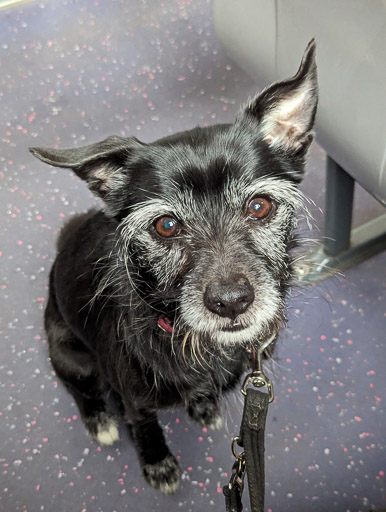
[
  {"xmin": 223, "ymin": 436, "xmax": 246, "ymax": 512},
  {"xmin": 229, "ymin": 436, "xmax": 246, "ymax": 493},
  {"xmin": 241, "ymin": 343, "xmax": 274, "ymax": 402}
]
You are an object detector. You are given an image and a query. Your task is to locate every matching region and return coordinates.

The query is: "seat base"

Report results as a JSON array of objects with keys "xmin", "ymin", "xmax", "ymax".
[{"xmin": 295, "ymin": 214, "xmax": 386, "ymax": 283}]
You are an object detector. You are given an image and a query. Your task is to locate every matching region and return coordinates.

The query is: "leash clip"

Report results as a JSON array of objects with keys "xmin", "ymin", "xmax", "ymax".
[
  {"xmin": 242, "ymin": 344, "xmax": 274, "ymax": 402},
  {"xmin": 241, "ymin": 371, "xmax": 274, "ymax": 402}
]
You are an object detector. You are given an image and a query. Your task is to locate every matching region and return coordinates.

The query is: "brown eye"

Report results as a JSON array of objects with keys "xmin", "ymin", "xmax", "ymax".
[
  {"xmin": 154, "ymin": 216, "xmax": 181, "ymax": 238},
  {"xmin": 247, "ymin": 196, "xmax": 273, "ymax": 220}
]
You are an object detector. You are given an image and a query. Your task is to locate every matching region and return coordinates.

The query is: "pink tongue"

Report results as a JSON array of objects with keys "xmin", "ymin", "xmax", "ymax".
[{"xmin": 157, "ymin": 315, "xmax": 173, "ymax": 333}]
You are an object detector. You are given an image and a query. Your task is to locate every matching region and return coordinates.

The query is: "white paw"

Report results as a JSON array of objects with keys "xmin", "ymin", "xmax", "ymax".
[
  {"xmin": 95, "ymin": 417, "xmax": 119, "ymax": 446},
  {"xmin": 206, "ymin": 412, "xmax": 224, "ymax": 431},
  {"xmin": 188, "ymin": 400, "xmax": 224, "ymax": 431},
  {"xmin": 143, "ymin": 454, "xmax": 180, "ymax": 495}
]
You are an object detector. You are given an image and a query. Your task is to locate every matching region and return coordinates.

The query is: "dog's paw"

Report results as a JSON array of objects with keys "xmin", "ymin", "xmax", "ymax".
[
  {"xmin": 204, "ymin": 411, "xmax": 224, "ymax": 431},
  {"xmin": 85, "ymin": 410, "xmax": 120, "ymax": 446},
  {"xmin": 95, "ymin": 418, "xmax": 119, "ymax": 446},
  {"xmin": 188, "ymin": 400, "xmax": 223, "ymax": 431},
  {"xmin": 142, "ymin": 454, "xmax": 181, "ymax": 495}
]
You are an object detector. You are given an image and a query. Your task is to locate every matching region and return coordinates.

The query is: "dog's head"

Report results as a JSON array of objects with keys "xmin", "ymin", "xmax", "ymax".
[{"xmin": 31, "ymin": 40, "xmax": 318, "ymax": 347}]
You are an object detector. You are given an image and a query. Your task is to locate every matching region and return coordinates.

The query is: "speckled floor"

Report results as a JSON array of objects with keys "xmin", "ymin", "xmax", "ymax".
[{"xmin": 1, "ymin": 1, "xmax": 385, "ymax": 511}]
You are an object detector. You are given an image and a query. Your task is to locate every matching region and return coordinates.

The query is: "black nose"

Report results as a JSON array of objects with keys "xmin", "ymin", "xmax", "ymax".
[{"xmin": 204, "ymin": 275, "xmax": 255, "ymax": 320}]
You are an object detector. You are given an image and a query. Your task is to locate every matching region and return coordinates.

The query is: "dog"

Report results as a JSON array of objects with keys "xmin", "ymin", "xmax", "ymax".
[{"xmin": 30, "ymin": 40, "xmax": 318, "ymax": 495}]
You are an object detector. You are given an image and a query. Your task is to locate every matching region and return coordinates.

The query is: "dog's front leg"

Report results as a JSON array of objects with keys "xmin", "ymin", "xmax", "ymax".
[{"xmin": 126, "ymin": 408, "xmax": 181, "ymax": 494}]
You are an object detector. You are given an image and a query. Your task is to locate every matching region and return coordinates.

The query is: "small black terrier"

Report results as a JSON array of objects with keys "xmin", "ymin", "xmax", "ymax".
[{"xmin": 30, "ymin": 40, "xmax": 318, "ymax": 494}]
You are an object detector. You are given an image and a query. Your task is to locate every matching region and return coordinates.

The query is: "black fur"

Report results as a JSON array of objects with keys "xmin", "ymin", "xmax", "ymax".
[{"xmin": 31, "ymin": 40, "xmax": 318, "ymax": 493}]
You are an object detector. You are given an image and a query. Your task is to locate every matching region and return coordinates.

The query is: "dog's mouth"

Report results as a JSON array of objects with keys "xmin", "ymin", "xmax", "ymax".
[
  {"xmin": 221, "ymin": 322, "xmax": 246, "ymax": 333},
  {"xmin": 157, "ymin": 315, "xmax": 248, "ymax": 336},
  {"xmin": 157, "ymin": 315, "xmax": 174, "ymax": 334}
]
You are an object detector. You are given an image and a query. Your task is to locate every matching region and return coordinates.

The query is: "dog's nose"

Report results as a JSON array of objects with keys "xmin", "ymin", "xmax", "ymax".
[{"xmin": 204, "ymin": 275, "xmax": 255, "ymax": 320}]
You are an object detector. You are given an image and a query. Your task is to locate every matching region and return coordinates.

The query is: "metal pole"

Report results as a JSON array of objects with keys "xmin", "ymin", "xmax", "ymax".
[{"xmin": 324, "ymin": 156, "xmax": 355, "ymax": 257}]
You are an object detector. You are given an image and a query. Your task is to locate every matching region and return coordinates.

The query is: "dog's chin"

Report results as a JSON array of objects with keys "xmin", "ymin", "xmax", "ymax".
[
  {"xmin": 187, "ymin": 314, "xmax": 283, "ymax": 346},
  {"xmin": 169, "ymin": 321, "xmax": 260, "ymax": 345},
  {"xmin": 210, "ymin": 324, "xmax": 262, "ymax": 345}
]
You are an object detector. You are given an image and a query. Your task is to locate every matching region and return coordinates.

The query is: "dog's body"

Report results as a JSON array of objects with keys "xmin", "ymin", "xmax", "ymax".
[{"xmin": 31, "ymin": 41, "xmax": 318, "ymax": 494}]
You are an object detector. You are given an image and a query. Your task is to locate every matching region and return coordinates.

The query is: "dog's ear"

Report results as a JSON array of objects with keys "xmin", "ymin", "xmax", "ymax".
[
  {"xmin": 30, "ymin": 135, "xmax": 143, "ymax": 216},
  {"xmin": 242, "ymin": 39, "xmax": 318, "ymax": 158}
]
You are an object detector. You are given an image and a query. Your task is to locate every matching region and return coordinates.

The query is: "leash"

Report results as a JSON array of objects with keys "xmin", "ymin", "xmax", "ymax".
[{"xmin": 223, "ymin": 339, "xmax": 274, "ymax": 512}]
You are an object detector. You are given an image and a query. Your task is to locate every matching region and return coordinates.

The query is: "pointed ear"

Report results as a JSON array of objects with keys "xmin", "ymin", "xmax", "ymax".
[
  {"xmin": 243, "ymin": 39, "xmax": 318, "ymax": 156},
  {"xmin": 30, "ymin": 135, "xmax": 143, "ymax": 216}
]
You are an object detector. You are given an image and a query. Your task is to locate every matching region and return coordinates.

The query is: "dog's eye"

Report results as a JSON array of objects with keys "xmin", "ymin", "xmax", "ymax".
[
  {"xmin": 154, "ymin": 216, "xmax": 181, "ymax": 238},
  {"xmin": 247, "ymin": 197, "xmax": 273, "ymax": 220}
]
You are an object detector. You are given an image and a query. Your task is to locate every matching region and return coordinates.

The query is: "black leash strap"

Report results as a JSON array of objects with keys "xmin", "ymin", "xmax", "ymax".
[
  {"xmin": 223, "ymin": 348, "xmax": 273, "ymax": 512},
  {"xmin": 241, "ymin": 388, "xmax": 270, "ymax": 511}
]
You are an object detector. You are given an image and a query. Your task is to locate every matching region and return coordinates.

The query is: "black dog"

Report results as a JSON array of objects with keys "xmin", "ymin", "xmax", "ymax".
[{"xmin": 30, "ymin": 40, "xmax": 318, "ymax": 494}]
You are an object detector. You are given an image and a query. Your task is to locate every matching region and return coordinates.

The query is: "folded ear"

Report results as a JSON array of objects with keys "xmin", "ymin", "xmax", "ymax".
[
  {"xmin": 242, "ymin": 39, "xmax": 318, "ymax": 156},
  {"xmin": 30, "ymin": 135, "xmax": 143, "ymax": 216}
]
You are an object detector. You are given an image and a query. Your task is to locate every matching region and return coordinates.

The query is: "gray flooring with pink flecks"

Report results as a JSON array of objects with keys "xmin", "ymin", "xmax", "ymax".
[{"xmin": 1, "ymin": 1, "xmax": 385, "ymax": 511}]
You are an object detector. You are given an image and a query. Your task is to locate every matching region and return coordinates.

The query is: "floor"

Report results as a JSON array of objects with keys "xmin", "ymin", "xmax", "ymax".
[{"xmin": 0, "ymin": 1, "xmax": 385, "ymax": 511}]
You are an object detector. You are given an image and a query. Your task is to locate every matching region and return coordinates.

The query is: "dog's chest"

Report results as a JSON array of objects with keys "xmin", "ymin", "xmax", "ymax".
[{"xmin": 133, "ymin": 345, "xmax": 247, "ymax": 408}]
